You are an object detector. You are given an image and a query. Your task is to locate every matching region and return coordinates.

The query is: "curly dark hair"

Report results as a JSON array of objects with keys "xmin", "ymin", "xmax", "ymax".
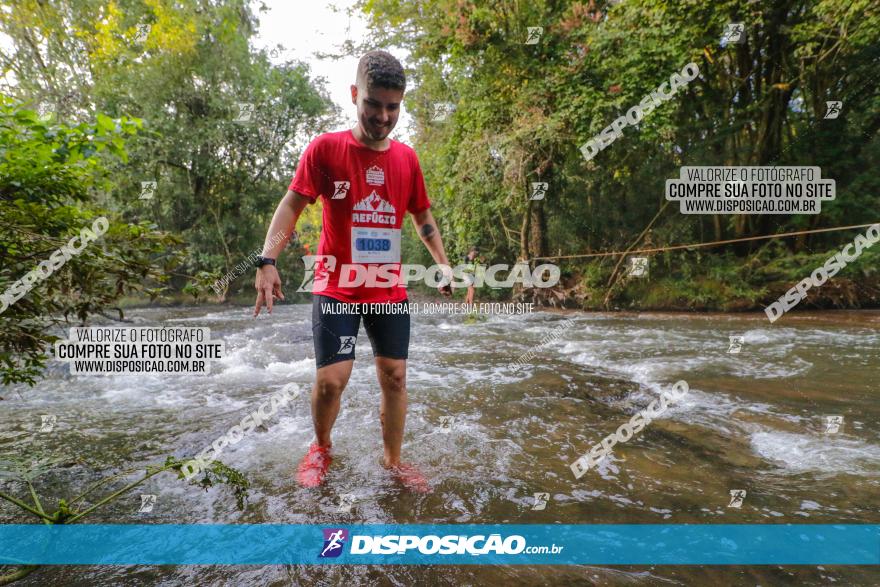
[{"xmin": 356, "ymin": 50, "xmax": 406, "ymax": 91}]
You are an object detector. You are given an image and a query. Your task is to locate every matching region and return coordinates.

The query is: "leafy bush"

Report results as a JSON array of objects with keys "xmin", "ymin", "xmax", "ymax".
[{"xmin": 0, "ymin": 98, "xmax": 183, "ymax": 386}]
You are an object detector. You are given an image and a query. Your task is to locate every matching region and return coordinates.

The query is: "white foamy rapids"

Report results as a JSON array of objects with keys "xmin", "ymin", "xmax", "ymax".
[
  {"xmin": 164, "ymin": 308, "xmax": 247, "ymax": 323},
  {"xmin": 555, "ymin": 342, "xmax": 705, "ymax": 395},
  {"xmin": 201, "ymin": 408, "xmax": 313, "ymax": 479},
  {"xmin": 201, "ymin": 391, "xmax": 250, "ymax": 411},
  {"xmin": 406, "ymin": 411, "xmax": 525, "ymax": 487},
  {"xmin": 407, "ymin": 361, "xmax": 524, "ymax": 390},
  {"xmin": 751, "ymin": 431, "xmax": 880, "ymax": 476},
  {"xmin": 611, "ymin": 385, "xmax": 787, "ymax": 439},
  {"xmin": 96, "ymin": 372, "xmax": 201, "ymax": 405},
  {"xmin": 740, "ymin": 327, "xmax": 880, "ymax": 364},
  {"xmin": 725, "ymin": 355, "xmax": 813, "ymax": 379},
  {"xmin": 261, "ymin": 358, "xmax": 314, "ymax": 379},
  {"xmin": 549, "ymin": 325, "xmax": 824, "ymax": 416},
  {"xmin": 214, "ymin": 335, "xmax": 312, "ymax": 382}
]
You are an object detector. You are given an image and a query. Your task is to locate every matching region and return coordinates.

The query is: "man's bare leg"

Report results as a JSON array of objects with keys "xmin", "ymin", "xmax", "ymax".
[
  {"xmin": 375, "ymin": 356, "xmax": 407, "ymax": 466},
  {"xmin": 312, "ymin": 359, "xmax": 354, "ymax": 448}
]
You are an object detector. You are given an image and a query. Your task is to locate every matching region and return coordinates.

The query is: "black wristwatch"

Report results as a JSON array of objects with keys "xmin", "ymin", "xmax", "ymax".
[{"xmin": 255, "ymin": 256, "xmax": 276, "ymax": 268}]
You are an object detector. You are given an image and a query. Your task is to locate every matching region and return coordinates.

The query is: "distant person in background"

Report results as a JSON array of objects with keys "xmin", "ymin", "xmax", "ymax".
[{"xmin": 462, "ymin": 246, "xmax": 481, "ymax": 305}]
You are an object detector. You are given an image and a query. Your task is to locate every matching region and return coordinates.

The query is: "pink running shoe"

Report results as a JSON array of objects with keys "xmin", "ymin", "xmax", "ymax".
[
  {"xmin": 297, "ymin": 443, "xmax": 332, "ymax": 487},
  {"xmin": 391, "ymin": 463, "xmax": 431, "ymax": 494}
]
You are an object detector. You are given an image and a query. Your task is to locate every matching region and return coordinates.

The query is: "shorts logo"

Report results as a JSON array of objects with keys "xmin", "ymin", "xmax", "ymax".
[
  {"xmin": 320, "ymin": 528, "xmax": 348, "ymax": 558},
  {"xmin": 366, "ymin": 165, "xmax": 384, "ymax": 186},
  {"xmin": 338, "ymin": 336, "xmax": 356, "ymax": 354},
  {"xmin": 332, "ymin": 181, "xmax": 350, "ymax": 199}
]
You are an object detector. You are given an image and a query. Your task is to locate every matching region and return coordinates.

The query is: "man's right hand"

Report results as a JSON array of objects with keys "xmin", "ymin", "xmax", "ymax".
[{"xmin": 254, "ymin": 265, "xmax": 284, "ymax": 316}]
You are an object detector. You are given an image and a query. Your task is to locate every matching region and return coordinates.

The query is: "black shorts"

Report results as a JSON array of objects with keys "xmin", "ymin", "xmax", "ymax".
[{"xmin": 312, "ymin": 294, "xmax": 410, "ymax": 368}]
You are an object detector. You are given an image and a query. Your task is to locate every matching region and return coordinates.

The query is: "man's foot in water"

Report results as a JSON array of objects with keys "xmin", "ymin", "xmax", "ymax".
[
  {"xmin": 384, "ymin": 460, "xmax": 431, "ymax": 494},
  {"xmin": 297, "ymin": 442, "xmax": 332, "ymax": 487}
]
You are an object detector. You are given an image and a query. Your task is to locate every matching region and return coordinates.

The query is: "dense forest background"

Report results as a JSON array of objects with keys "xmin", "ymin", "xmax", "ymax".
[
  {"xmin": 369, "ymin": 0, "xmax": 880, "ymax": 310},
  {"xmin": 1, "ymin": 0, "xmax": 878, "ymax": 383}
]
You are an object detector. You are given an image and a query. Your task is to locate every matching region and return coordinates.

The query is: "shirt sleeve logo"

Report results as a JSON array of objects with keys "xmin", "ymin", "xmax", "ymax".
[
  {"xmin": 332, "ymin": 181, "xmax": 350, "ymax": 199},
  {"xmin": 366, "ymin": 165, "xmax": 385, "ymax": 186}
]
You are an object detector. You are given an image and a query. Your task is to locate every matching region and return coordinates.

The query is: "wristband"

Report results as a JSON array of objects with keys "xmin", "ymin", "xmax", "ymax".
[{"xmin": 255, "ymin": 256, "xmax": 276, "ymax": 268}]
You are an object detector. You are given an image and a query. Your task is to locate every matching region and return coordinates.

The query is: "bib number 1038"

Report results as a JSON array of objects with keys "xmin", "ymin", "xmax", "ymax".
[
  {"xmin": 355, "ymin": 238, "xmax": 391, "ymax": 252},
  {"xmin": 350, "ymin": 227, "xmax": 400, "ymax": 263}
]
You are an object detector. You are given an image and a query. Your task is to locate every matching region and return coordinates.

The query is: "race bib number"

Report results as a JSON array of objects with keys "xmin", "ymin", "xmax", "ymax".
[{"xmin": 351, "ymin": 227, "xmax": 401, "ymax": 263}]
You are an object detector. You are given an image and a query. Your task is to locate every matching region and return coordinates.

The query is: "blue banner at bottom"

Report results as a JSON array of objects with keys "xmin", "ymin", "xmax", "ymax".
[{"xmin": 0, "ymin": 524, "xmax": 877, "ymax": 565}]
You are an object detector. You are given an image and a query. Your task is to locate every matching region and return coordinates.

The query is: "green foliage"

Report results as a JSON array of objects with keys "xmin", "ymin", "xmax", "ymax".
[
  {"xmin": 176, "ymin": 457, "xmax": 250, "ymax": 511},
  {"xmin": 0, "ymin": 98, "xmax": 183, "ymax": 386},
  {"xmin": 0, "ymin": 453, "xmax": 250, "ymax": 521},
  {"xmin": 357, "ymin": 0, "xmax": 880, "ymax": 308},
  {"xmin": 0, "ymin": 0, "xmax": 338, "ymax": 303},
  {"xmin": 603, "ymin": 242, "xmax": 879, "ymax": 311}
]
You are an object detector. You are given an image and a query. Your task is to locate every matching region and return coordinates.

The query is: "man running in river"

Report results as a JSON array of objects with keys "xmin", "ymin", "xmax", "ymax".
[{"xmin": 253, "ymin": 50, "xmax": 452, "ymax": 493}]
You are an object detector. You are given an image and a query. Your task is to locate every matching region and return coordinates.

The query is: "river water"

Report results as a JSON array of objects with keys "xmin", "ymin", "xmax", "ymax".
[{"xmin": 2, "ymin": 305, "xmax": 879, "ymax": 586}]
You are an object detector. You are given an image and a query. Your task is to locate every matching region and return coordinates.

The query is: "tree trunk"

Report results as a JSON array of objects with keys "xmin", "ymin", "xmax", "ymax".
[
  {"xmin": 528, "ymin": 199, "xmax": 547, "ymax": 260},
  {"xmin": 519, "ymin": 202, "xmax": 530, "ymax": 262}
]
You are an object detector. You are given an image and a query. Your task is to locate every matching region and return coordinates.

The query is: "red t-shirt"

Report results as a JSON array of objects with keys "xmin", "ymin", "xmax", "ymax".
[{"xmin": 288, "ymin": 129, "xmax": 431, "ymax": 303}]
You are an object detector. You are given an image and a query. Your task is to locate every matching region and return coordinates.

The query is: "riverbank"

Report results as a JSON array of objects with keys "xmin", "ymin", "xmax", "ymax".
[{"xmin": 518, "ymin": 246, "xmax": 880, "ymax": 312}]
